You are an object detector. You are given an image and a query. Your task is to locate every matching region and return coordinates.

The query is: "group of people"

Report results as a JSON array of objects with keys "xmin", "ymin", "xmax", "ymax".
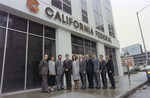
[{"xmin": 39, "ymin": 53, "xmax": 115, "ymax": 93}]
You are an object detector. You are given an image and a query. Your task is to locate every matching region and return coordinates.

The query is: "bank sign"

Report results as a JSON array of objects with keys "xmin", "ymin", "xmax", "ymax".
[{"xmin": 26, "ymin": 0, "xmax": 111, "ymax": 43}]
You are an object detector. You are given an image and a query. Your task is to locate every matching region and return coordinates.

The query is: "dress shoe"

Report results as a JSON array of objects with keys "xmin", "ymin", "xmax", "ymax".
[
  {"xmin": 109, "ymin": 87, "xmax": 115, "ymax": 89},
  {"xmin": 45, "ymin": 91, "xmax": 51, "ymax": 93},
  {"xmin": 80, "ymin": 87, "xmax": 83, "ymax": 89},
  {"xmin": 57, "ymin": 89, "xmax": 61, "ymax": 91},
  {"xmin": 91, "ymin": 87, "xmax": 94, "ymax": 89},
  {"xmin": 87, "ymin": 87, "xmax": 91, "ymax": 89},
  {"xmin": 61, "ymin": 88, "xmax": 65, "ymax": 90},
  {"xmin": 97, "ymin": 87, "xmax": 100, "ymax": 89},
  {"xmin": 102, "ymin": 87, "xmax": 107, "ymax": 89},
  {"xmin": 82, "ymin": 87, "xmax": 86, "ymax": 90}
]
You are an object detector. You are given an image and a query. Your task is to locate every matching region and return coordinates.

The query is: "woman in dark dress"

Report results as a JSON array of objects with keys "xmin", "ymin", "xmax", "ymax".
[{"xmin": 48, "ymin": 55, "xmax": 56, "ymax": 91}]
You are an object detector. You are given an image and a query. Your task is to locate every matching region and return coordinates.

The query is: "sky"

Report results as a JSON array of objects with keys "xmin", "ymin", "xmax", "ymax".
[{"xmin": 111, "ymin": 0, "xmax": 150, "ymax": 52}]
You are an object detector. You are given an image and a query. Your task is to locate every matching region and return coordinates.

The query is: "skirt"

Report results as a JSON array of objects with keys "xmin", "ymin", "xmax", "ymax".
[
  {"xmin": 48, "ymin": 75, "xmax": 56, "ymax": 86},
  {"xmin": 72, "ymin": 73, "xmax": 80, "ymax": 81}
]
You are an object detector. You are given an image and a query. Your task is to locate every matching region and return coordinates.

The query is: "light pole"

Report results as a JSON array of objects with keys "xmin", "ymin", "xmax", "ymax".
[{"xmin": 136, "ymin": 4, "xmax": 150, "ymax": 60}]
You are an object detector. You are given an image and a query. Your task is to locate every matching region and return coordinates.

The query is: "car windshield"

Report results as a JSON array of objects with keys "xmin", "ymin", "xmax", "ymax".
[{"xmin": 147, "ymin": 59, "xmax": 150, "ymax": 65}]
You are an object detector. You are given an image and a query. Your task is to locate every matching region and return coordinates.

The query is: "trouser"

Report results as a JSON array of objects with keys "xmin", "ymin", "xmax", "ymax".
[
  {"xmin": 41, "ymin": 75, "xmax": 49, "ymax": 92},
  {"xmin": 57, "ymin": 73, "xmax": 64, "ymax": 89},
  {"xmin": 108, "ymin": 73, "xmax": 115, "ymax": 88},
  {"xmin": 87, "ymin": 73, "xmax": 94, "ymax": 88},
  {"xmin": 101, "ymin": 72, "xmax": 107, "ymax": 87},
  {"xmin": 65, "ymin": 71, "xmax": 72, "ymax": 89},
  {"xmin": 80, "ymin": 73, "xmax": 86, "ymax": 88},
  {"xmin": 93, "ymin": 73, "xmax": 101, "ymax": 87}
]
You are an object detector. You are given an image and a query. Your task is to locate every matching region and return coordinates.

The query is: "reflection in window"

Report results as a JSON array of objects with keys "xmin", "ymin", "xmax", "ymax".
[
  {"xmin": 0, "ymin": 10, "xmax": 7, "ymax": 27},
  {"xmin": 2, "ymin": 30, "xmax": 26, "ymax": 93},
  {"xmin": 9, "ymin": 14, "xmax": 27, "ymax": 32},
  {"xmin": 29, "ymin": 21, "xmax": 43, "ymax": 36},
  {"xmin": 27, "ymin": 35, "xmax": 43, "ymax": 89},
  {"xmin": 52, "ymin": 0, "xmax": 72, "ymax": 14},
  {"xmin": 93, "ymin": 0, "xmax": 104, "ymax": 32},
  {"xmin": 0, "ymin": 28, "xmax": 6, "ymax": 88}
]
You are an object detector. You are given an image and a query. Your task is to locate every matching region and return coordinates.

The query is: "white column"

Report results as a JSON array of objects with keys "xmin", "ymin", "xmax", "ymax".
[
  {"xmin": 97, "ymin": 42, "xmax": 106, "ymax": 59},
  {"xmin": 115, "ymin": 49, "xmax": 123, "ymax": 76},
  {"xmin": 56, "ymin": 28, "xmax": 72, "ymax": 61},
  {"xmin": 55, "ymin": 28, "xmax": 72, "ymax": 87}
]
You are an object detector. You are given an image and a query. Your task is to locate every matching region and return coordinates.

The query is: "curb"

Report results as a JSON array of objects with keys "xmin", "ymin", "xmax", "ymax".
[{"xmin": 115, "ymin": 80, "xmax": 148, "ymax": 98}]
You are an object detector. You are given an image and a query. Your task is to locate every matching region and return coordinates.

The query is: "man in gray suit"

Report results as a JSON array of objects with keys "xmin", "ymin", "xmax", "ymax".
[
  {"xmin": 79, "ymin": 54, "xmax": 86, "ymax": 90},
  {"xmin": 99, "ymin": 55, "xmax": 107, "ymax": 89},
  {"xmin": 39, "ymin": 54, "xmax": 50, "ymax": 93},
  {"xmin": 92, "ymin": 53, "xmax": 101, "ymax": 89},
  {"xmin": 55, "ymin": 54, "xmax": 65, "ymax": 91}
]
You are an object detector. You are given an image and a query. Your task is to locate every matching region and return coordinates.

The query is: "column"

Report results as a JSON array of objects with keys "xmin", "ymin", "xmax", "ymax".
[
  {"xmin": 115, "ymin": 49, "xmax": 123, "ymax": 76},
  {"xmin": 97, "ymin": 42, "xmax": 106, "ymax": 59}
]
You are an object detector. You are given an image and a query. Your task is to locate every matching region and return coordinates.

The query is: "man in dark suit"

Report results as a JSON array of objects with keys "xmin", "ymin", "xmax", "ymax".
[
  {"xmin": 63, "ymin": 54, "xmax": 72, "ymax": 90},
  {"xmin": 55, "ymin": 54, "xmax": 65, "ymax": 91},
  {"xmin": 106, "ymin": 54, "xmax": 115, "ymax": 89},
  {"xmin": 39, "ymin": 54, "xmax": 50, "ymax": 93},
  {"xmin": 79, "ymin": 54, "xmax": 86, "ymax": 90},
  {"xmin": 85, "ymin": 54, "xmax": 94, "ymax": 89},
  {"xmin": 99, "ymin": 55, "xmax": 107, "ymax": 89}
]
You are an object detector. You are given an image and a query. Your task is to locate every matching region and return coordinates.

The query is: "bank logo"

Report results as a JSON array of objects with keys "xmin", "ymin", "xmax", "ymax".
[{"xmin": 26, "ymin": 0, "xmax": 40, "ymax": 12}]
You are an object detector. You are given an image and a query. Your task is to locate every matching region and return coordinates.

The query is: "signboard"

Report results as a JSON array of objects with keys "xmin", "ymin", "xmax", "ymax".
[
  {"xmin": 122, "ymin": 44, "xmax": 142, "ymax": 56},
  {"xmin": 121, "ymin": 57, "xmax": 133, "ymax": 66}
]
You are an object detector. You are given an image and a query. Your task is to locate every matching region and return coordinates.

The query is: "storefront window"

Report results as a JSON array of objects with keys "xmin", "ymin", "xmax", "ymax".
[
  {"xmin": 71, "ymin": 35, "xmax": 97, "ymax": 57},
  {"xmin": 0, "ymin": 10, "xmax": 56, "ymax": 93},
  {"xmin": 0, "ymin": 28, "xmax": 6, "ymax": 88},
  {"xmin": 27, "ymin": 35, "xmax": 43, "ymax": 89},
  {"xmin": 9, "ymin": 14, "xmax": 27, "ymax": 32},
  {"xmin": 44, "ymin": 26, "xmax": 55, "ymax": 39},
  {"xmin": 2, "ymin": 30, "xmax": 26, "ymax": 93},
  {"xmin": 29, "ymin": 21, "xmax": 43, "ymax": 36},
  {"xmin": 0, "ymin": 10, "xmax": 7, "ymax": 27},
  {"xmin": 104, "ymin": 46, "xmax": 119, "ymax": 76}
]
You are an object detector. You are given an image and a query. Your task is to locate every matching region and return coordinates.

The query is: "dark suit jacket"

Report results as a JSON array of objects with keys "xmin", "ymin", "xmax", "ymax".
[
  {"xmin": 106, "ymin": 59, "xmax": 114, "ymax": 73},
  {"xmin": 63, "ymin": 59, "xmax": 72, "ymax": 73},
  {"xmin": 86, "ymin": 58, "xmax": 94, "ymax": 73},
  {"xmin": 100, "ymin": 59, "xmax": 106, "ymax": 74},
  {"xmin": 39, "ymin": 59, "xmax": 48, "ymax": 75},
  {"xmin": 79, "ymin": 59, "xmax": 86, "ymax": 73}
]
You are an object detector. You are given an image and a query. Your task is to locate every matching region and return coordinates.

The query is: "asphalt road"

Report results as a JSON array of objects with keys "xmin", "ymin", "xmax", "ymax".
[{"xmin": 127, "ymin": 83, "xmax": 150, "ymax": 98}]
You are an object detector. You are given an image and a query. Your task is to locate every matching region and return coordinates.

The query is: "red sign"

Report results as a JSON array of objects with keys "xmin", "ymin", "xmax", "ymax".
[{"xmin": 121, "ymin": 58, "xmax": 133, "ymax": 66}]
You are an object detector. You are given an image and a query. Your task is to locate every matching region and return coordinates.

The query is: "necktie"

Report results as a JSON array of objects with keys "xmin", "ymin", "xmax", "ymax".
[
  {"xmin": 87, "ymin": 59, "xmax": 88, "ymax": 62},
  {"xmin": 100, "ymin": 61, "xmax": 102, "ymax": 65},
  {"xmin": 66, "ymin": 60, "xmax": 68, "ymax": 63},
  {"xmin": 79, "ymin": 60, "xmax": 81, "ymax": 65}
]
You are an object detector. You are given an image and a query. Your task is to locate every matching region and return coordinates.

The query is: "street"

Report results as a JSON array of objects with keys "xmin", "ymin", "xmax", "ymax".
[{"xmin": 127, "ymin": 82, "xmax": 150, "ymax": 98}]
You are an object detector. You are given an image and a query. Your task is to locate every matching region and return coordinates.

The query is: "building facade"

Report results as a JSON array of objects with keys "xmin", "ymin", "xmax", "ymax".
[{"xmin": 0, "ymin": 0, "xmax": 123, "ymax": 94}]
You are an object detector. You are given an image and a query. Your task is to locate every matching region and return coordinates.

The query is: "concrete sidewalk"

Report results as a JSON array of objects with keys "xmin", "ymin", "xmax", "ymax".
[{"xmin": 0, "ymin": 72, "xmax": 147, "ymax": 98}]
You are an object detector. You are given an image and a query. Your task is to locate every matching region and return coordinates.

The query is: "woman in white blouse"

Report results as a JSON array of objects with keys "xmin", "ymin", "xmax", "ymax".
[{"xmin": 48, "ymin": 55, "xmax": 56, "ymax": 91}]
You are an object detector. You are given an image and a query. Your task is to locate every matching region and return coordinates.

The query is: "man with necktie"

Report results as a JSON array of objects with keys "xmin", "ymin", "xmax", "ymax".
[
  {"xmin": 106, "ymin": 54, "xmax": 115, "ymax": 89},
  {"xmin": 79, "ymin": 54, "xmax": 86, "ymax": 90},
  {"xmin": 92, "ymin": 53, "xmax": 101, "ymax": 89},
  {"xmin": 85, "ymin": 54, "xmax": 94, "ymax": 89},
  {"xmin": 63, "ymin": 54, "xmax": 72, "ymax": 90},
  {"xmin": 55, "ymin": 54, "xmax": 65, "ymax": 91},
  {"xmin": 99, "ymin": 55, "xmax": 107, "ymax": 89}
]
